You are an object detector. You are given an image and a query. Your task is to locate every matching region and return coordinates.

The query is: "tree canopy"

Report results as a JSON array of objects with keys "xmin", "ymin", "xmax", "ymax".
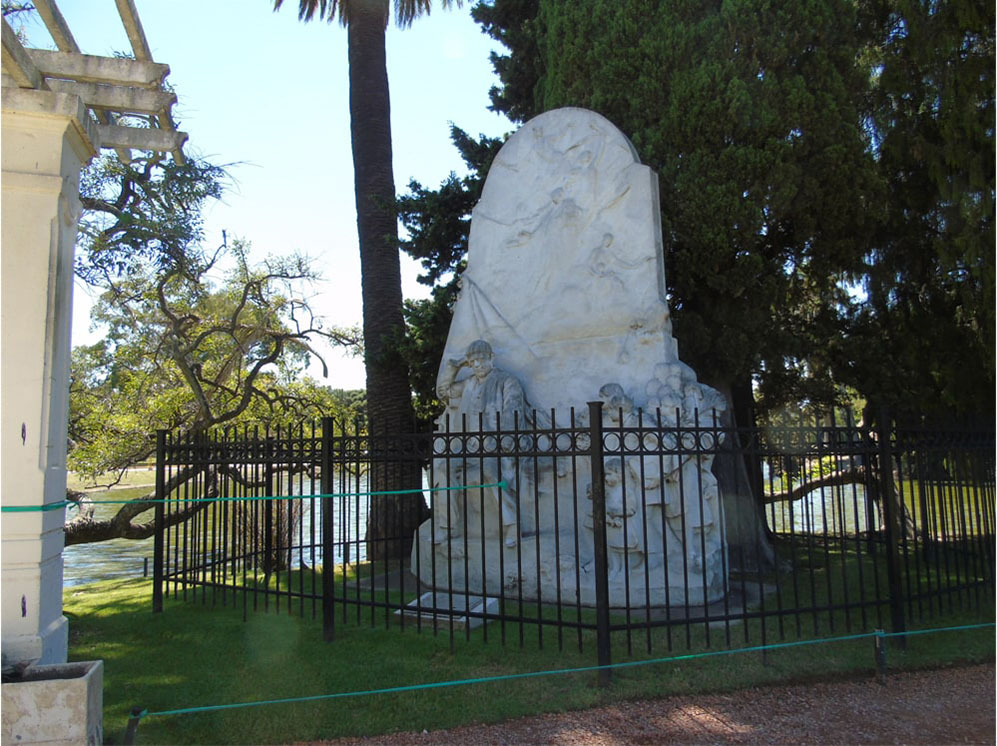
[
  {"xmin": 837, "ymin": 0, "xmax": 995, "ymax": 422},
  {"xmin": 402, "ymin": 0, "xmax": 994, "ymax": 425},
  {"xmin": 66, "ymin": 148, "xmax": 362, "ymax": 543},
  {"xmin": 69, "ymin": 238, "xmax": 361, "ymax": 485}
]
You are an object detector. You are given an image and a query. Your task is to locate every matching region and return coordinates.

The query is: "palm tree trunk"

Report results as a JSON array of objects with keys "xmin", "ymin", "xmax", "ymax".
[{"xmin": 348, "ymin": 6, "xmax": 427, "ymax": 561}]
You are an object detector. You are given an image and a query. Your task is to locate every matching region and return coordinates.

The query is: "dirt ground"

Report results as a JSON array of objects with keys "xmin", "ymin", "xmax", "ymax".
[{"xmin": 315, "ymin": 662, "xmax": 995, "ymax": 745}]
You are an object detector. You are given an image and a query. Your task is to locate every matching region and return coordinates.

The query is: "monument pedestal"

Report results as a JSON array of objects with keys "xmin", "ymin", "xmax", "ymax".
[
  {"xmin": 396, "ymin": 592, "xmax": 500, "ymax": 630},
  {"xmin": 412, "ymin": 520, "xmax": 726, "ymax": 608}
]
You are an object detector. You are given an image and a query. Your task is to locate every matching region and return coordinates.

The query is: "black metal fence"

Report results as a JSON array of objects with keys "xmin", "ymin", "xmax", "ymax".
[{"xmin": 153, "ymin": 409, "xmax": 994, "ymax": 663}]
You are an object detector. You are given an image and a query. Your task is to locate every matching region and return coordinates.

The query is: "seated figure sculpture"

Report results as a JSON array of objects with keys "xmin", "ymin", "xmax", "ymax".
[{"xmin": 434, "ymin": 339, "xmax": 537, "ymax": 548}]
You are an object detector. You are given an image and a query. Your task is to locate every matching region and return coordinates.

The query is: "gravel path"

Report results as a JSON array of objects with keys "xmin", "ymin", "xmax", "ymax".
[{"xmin": 314, "ymin": 662, "xmax": 994, "ymax": 745}]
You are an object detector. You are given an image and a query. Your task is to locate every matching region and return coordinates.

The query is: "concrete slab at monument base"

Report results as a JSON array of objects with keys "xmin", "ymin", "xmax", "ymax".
[
  {"xmin": 396, "ymin": 591, "xmax": 500, "ymax": 630},
  {"xmin": 1, "ymin": 660, "xmax": 103, "ymax": 746}
]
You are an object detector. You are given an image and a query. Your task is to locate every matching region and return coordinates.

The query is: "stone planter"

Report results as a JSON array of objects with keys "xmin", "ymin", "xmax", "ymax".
[{"xmin": 2, "ymin": 660, "xmax": 102, "ymax": 746}]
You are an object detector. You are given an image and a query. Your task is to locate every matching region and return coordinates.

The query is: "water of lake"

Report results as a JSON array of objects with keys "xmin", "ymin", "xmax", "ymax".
[
  {"xmin": 63, "ymin": 475, "xmax": 374, "ymax": 588},
  {"xmin": 767, "ymin": 482, "xmax": 875, "ymax": 535}
]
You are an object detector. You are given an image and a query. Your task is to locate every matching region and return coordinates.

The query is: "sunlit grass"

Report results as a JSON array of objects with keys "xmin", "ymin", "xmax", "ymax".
[
  {"xmin": 67, "ymin": 468, "xmax": 157, "ymax": 492},
  {"xmin": 66, "ymin": 569, "xmax": 993, "ymax": 745}
]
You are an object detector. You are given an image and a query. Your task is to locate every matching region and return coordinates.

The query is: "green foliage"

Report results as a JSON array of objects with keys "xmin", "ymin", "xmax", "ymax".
[
  {"xmin": 468, "ymin": 0, "xmax": 993, "ymax": 422},
  {"xmin": 76, "ymin": 152, "xmax": 227, "ymax": 287},
  {"xmin": 68, "ymin": 239, "xmax": 361, "ymax": 482},
  {"xmin": 70, "ymin": 146, "xmax": 362, "ymax": 485},
  {"xmin": 398, "ymin": 125, "xmax": 504, "ymax": 287},
  {"xmin": 531, "ymin": 0, "xmax": 881, "ymax": 411},
  {"xmin": 398, "ymin": 286, "xmax": 457, "ymax": 422},
  {"xmin": 838, "ymin": 0, "xmax": 995, "ymax": 422},
  {"xmin": 471, "ymin": 0, "xmax": 543, "ymax": 122},
  {"xmin": 397, "ymin": 126, "xmax": 505, "ymax": 421}
]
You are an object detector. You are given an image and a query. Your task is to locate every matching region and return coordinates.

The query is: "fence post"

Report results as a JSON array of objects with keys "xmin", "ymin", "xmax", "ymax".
[
  {"xmin": 264, "ymin": 436, "xmax": 275, "ymax": 578},
  {"xmin": 876, "ymin": 408, "xmax": 906, "ymax": 645},
  {"xmin": 588, "ymin": 401, "xmax": 612, "ymax": 687},
  {"xmin": 873, "ymin": 630, "xmax": 888, "ymax": 685},
  {"xmin": 123, "ymin": 706, "xmax": 144, "ymax": 745},
  {"xmin": 321, "ymin": 417, "xmax": 335, "ymax": 642},
  {"xmin": 152, "ymin": 429, "xmax": 166, "ymax": 613}
]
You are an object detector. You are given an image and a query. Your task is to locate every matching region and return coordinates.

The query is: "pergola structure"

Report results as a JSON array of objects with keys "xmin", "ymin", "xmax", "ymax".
[{"xmin": 2, "ymin": 0, "xmax": 186, "ymax": 673}]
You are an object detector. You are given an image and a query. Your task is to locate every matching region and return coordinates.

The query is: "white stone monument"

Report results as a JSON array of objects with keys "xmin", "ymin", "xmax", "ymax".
[{"xmin": 410, "ymin": 108, "xmax": 726, "ymax": 608}]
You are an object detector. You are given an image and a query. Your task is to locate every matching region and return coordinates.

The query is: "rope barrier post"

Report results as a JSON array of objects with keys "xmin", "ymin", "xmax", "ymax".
[
  {"xmin": 152, "ymin": 429, "xmax": 166, "ymax": 613},
  {"xmin": 588, "ymin": 401, "xmax": 612, "ymax": 688},
  {"xmin": 321, "ymin": 417, "xmax": 335, "ymax": 642},
  {"xmin": 123, "ymin": 707, "xmax": 143, "ymax": 745},
  {"xmin": 873, "ymin": 629, "xmax": 887, "ymax": 685}
]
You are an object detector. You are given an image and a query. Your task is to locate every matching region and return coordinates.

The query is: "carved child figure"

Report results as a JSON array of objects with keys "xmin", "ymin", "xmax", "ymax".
[{"xmin": 586, "ymin": 458, "xmax": 642, "ymax": 579}]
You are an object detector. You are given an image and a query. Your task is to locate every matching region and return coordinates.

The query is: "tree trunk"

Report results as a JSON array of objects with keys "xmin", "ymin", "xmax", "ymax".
[
  {"xmin": 348, "ymin": 8, "xmax": 427, "ymax": 561},
  {"xmin": 711, "ymin": 380, "xmax": 776, "ymax": 572}
]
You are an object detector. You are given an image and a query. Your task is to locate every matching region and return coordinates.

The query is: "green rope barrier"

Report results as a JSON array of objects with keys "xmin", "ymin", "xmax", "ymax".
[
  {"xmin": 880, "ymin": 622, "xmax": 995, "ymax": 637},
  {"xmin": 133, "ymin": 622, "xmax": 996, "ymax": 721},
  {"xmin": 138, "ymin": 630, "xmax": 885, "ymax": 720},
  {"xmin": 0, "ymin": 501, "xmax": 72, "ymax": 513},
  {"xmin": 0, "ymin": 482, "xmax": 508, "ymax": 512}
]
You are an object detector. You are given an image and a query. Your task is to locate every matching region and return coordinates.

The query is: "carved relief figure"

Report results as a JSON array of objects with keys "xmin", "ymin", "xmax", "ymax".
[
  {"xmin": 592, "ymin": 377, "xmax": 727, "ymax": 592},
  {"xmin": 434, "ymin": 340, "xmax": 537, "ymax": 548},
  {"xmin": 586, "ymin": 458, "xmax": 642, "ymax": 580}
]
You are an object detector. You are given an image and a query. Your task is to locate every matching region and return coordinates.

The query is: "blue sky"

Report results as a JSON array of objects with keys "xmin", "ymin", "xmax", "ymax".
[{"xmin": 17, "ymin": 0, "xmax": 513, "ymax": 389}]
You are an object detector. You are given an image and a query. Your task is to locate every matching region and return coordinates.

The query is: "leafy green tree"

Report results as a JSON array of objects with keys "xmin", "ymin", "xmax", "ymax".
[
  {"xmin": 472, "ymin": 0, "xmax": 542, "ymax": 122},
  {"xmin": 65, "ymin": 238, "xmax": 361, "ymax": 545},
  {"xmin": 838, "ymin": 0, "xmax": 994, "ymax": 424},
  {"xmin": 76, "ymin": 152, "xmax": 226, "ymax": 286},
  {"xmin": 273, "ymin": 0, "xmax": 466, "ymax": 559},
  {"xmin": 67, "ymin": 149, "xmax": 362, "ymax": 545},
  {"xmin": 397, "ymin": 126, "xmax": 504, "ymax": 420},
  {"xmin": 408, "ymin": 0, "xmax": 879, "ymax": 567}
]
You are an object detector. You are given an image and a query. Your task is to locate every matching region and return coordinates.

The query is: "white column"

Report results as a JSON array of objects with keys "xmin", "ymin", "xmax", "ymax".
[{"xmin": 1, "ymin": 88, "xmax": 97, "ymax": 668}]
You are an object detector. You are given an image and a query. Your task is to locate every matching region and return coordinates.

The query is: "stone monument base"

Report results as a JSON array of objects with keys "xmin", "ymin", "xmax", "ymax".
[
  {"xmin": 396, "ymin": 591, "xmax": 500, "ymax": 630},
  {"xmin": 411, "ymin": 521, "xmax": 726, "ymax": 608}
]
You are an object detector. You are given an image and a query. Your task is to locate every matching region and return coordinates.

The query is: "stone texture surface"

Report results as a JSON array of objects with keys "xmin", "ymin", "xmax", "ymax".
[
  {"xmin": 444, "ymin": 107, "xmax": 674, "ymax": 412},
  {"xmin": 2, "ymin": 89, "xmax": 96, "ymax": 669},
  {"xmin": 1, "ymin": 660, "xmax": 103, "ymax": 746},
  {"xmin": 412, "ymin": 109, "xmax": 726, "ymax": 608}
]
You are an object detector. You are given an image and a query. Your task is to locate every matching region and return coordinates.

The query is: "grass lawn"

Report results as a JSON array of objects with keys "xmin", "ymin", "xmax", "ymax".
[
  {"xmin": 65, "ymin": 577, "xmax": 994, "ymax": 745},
  {"xmin": 67, "ymin": 469, "xmax": 157, "ymax": 493}
]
